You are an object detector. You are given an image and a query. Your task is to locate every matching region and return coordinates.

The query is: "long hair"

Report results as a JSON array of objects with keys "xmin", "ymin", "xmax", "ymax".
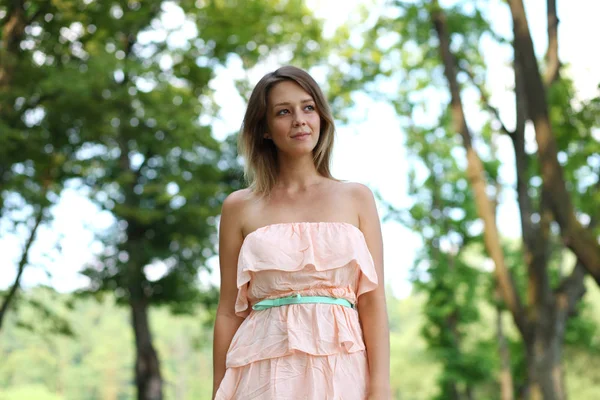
[{"xmin": 239, "ymin": 66, "xmax": 336, "ymax": 195}]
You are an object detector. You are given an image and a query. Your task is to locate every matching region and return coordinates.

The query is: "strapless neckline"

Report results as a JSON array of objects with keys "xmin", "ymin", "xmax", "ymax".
[{"xmin": 242, "ymin": 221, "xmax": 363, "ymax": 245}]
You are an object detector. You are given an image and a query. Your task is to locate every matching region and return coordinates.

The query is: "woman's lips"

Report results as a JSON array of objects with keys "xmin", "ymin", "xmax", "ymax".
[{"xmin": 291, "ymin": 132, "xmax": 311, "ymax": 139}]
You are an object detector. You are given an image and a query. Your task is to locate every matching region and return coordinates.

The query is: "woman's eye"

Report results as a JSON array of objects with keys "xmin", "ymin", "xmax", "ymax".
[
  {"xmin": 305, "ymin": 105, "xmax": 315, "ymax": 111},
  {"xmin": 277, "ymin": 109, "xmax": 289, "ymax": 115}
]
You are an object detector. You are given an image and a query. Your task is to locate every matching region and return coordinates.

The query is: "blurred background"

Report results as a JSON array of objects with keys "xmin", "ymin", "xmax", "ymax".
[{"xmin": 1, "ymin": 0, "xmax": 599, "ymax": 399}]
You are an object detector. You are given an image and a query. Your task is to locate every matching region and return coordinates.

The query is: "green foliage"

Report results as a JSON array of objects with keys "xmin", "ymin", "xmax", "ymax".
[
  {"xmin": 387, "ymin": 292, "xmax": 441, "ymax": 399},
  {"xmin": 0, "ymin": 288, "xmax": 215, "ymax": 399},
  {"xmin": 8, "ymin": 286, "xmax": 74, "ymax": 337},
  {"xmin": 330, "ymin": 0, "xmax": 600, "ymax": 397},
  {"xmin": 546, "ymin": 77, "xmax": 600, "ymax": 223},
  {"xmin": 564, "ymin": 279, "xmax": 600, "ymax": 352},
  {"xmin": 0, "ymin": 385, "xmax": 65, "ymax": 400},
  {"xmin": 1, "ymin": 0, "xmax": 327, "ymax": 317},
  {"xmin": 404, "ymin": 117, "xmax": 494, "ymax": 398},
  {"xmin": 1, "ymin": 1, "xmax": 327, "ymax": 397},
  {"xmin": 58, "ymin": 0, "xmax": 325, "ymax": 311},
  {"xmin": 2, "ymin": 288, "xmax": 600, "ymax": 399},
  {"xmin": 385, "ymin": 105, "xmax": 492, "ymax": 397}
]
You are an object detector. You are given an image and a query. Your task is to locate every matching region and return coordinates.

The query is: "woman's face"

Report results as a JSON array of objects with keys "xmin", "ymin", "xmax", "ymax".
[{"xmin": 265, "ymin": 80, "xmax": 321, "ymax": 156}]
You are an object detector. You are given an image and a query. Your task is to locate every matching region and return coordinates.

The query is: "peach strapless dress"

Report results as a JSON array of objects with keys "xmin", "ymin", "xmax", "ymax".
[{"xmin": 215, "ymin": 222, "xmax": 378, "ymax": 400}]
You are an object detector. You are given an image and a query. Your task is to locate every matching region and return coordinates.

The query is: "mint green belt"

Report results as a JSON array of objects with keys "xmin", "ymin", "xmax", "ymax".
[{"xmin": 252, "ymin": 294, "xmax": 354, "ymax": 311}]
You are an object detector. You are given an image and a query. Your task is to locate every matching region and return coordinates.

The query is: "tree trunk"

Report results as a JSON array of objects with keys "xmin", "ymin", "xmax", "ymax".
[
  {"xmin": 443, "ymin": 382, "xmax": 461, "ymax": 400},
  {"xmin": 508, "ymin": 0, "xmax": 600, "ymax": 285},
  {"xmin": 524, "ymin": 324, "xmax": 566, "ymax": 400},
  {"xmin": 430, "ymin": 0, "xmax": 525, "ymax": 335},
  {"xmin": 544, "ymin": 0, "xmax": 560, "ymax": 85},
  {"xmin": 0, "ymin": 206, "xmax": 44, "ymax": 332},
  {"xmin": 465, "ymin": 385, "xmax": 474, "ymax": 400},
  {"xmin": 130, "ymin": 296, "xmax": 163, "ymax": 400},
  {"xmin": 496, "ymin": 304, "xmax": 514, "ymax": 400}
]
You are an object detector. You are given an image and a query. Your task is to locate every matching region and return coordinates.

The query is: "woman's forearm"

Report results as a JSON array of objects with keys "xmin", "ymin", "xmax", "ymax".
[
  {"xmin": 212, "ymin": 312, "xmax": 244, "ymax": 399},
  {"xmin": 358, "ymin": 291, "xmax": 391, "ymax": 395}
]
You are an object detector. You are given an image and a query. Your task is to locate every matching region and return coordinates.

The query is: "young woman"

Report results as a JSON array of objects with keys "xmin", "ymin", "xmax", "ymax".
[{"xmin": 212, "ymin": 66, "xmax": 390, "ymax": 400}]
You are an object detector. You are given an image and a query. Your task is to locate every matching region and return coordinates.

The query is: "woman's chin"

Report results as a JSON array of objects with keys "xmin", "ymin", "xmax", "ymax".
[{"xmin": 279, "ymin": 144, "xmax": 317, "ymax": 158}]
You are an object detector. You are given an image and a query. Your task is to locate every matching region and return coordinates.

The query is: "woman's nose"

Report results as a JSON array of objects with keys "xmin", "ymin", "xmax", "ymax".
[{"xmin": 293, "ymin": 113, "xmax": 306, "ymax": 126}]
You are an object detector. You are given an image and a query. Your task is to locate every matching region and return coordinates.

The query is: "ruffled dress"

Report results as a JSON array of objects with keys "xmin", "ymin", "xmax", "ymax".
[{"xmin": 215, "ymin": 222, "xmax": 378, "ymax": 400}]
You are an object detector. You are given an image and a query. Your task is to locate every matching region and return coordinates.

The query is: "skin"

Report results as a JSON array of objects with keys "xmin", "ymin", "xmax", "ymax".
[{"xmin": 212, "ymin": 80, "xmax": 391, "ymax": 399}]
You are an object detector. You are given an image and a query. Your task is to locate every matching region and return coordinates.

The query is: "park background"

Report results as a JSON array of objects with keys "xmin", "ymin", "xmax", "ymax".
[{"xmin": 1, "ymin": 0, "xmax": 599, "ymax": 399}]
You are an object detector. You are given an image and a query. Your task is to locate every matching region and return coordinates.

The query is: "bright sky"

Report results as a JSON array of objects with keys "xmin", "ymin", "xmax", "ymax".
[{"xmin": 1, "ymin": 0, "xmax": 599, "ymax": 298}]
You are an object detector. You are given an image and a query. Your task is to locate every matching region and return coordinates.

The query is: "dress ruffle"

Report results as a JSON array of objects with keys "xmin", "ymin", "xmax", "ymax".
[
  {"xmin": 227, "ymin": 301, "xmax": 365, "ymax": 368},
  {"xmin": 234, "ymin": 222, "xmax": 378, "ymax": 317},
  {"xmin": 216, "ymin": 350, "xmax": 369, "ymax": 400}
]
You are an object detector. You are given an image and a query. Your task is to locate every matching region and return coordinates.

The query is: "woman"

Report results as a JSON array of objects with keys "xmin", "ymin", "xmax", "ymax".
[{"xmin": 212, "ymin": 66, "xmax": 390, "ymax": 399}]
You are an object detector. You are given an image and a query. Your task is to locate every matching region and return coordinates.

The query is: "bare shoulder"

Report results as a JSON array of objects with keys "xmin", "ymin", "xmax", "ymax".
[
  {"xmin": 336, "ymin": 181, "xmax": 375, "ymax": 205},
  {"xmin": 222, "ymin": 188, "xmax": 253, "ymax": 213},
  {"xmin": 335, "ymin": 181, "xmax": 378, "ymax": 230},
  {"xmin": 220, "ymin": 188, "xmax": 254, "ymax": 232}
]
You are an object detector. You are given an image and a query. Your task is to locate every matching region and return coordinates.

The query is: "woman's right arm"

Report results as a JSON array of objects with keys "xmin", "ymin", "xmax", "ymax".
[{"xmin": 212, "ymin": 191, "xmax": 247, "ymax": 399}]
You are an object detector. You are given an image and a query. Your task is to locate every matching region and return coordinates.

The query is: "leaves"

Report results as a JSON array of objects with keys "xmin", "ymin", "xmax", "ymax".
[
  {"xmin": 338, "ymin": 0, "xmax": 600, "ymax": 396},
  {"xmin": 1, "ymin": 2, "xmax": 327, "ymax": 397},
  {"xmin": 1, "ymin": 0, "xmax": 328, "ymax": 312}
]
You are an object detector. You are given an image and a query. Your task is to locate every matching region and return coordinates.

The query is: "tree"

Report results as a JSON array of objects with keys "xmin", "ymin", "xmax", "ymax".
[
  {"xmin": 427, "ymin": 1, "xmax": 589, "ymax": 397},
  {"xmin": 326, "ymin": 0, "xmax": 599, "ymax": 398},
  {"xmin": 0, "ymin": 0, "xmax": 79, "ymax": 334},
  {"xmin": 508, "ymin": 0, "xmax": 600, "ymax": 285},
  {"xmin": 1, "ymin": 0, "xmax": 327, "ymax": 399}
]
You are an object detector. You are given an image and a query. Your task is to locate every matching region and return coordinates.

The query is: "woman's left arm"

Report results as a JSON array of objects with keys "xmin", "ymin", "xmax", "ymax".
[{"xmin": 353, "ymin": 184, "xmax": 391, "ymax": 399}]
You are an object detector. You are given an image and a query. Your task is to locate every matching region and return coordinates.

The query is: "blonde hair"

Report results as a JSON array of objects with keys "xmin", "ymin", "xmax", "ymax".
[{"xmin": 239, "ymin": 66, "xmax": 336, "ymax": 195}]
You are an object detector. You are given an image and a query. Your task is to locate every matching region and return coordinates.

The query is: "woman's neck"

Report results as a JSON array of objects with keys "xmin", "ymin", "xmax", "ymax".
[{"xmin": 275, "ymin": 154, "xmax": 323, "ymax": 192}]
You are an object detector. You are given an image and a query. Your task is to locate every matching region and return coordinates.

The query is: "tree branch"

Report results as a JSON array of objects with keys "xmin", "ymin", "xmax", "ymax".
[
  {"xmin": 510, "ymin": 38, "xmax": 533, "ymax": 246},
  {"xmin": 556, "ymin": 214, "xmax": 597, "ymax": 316},
  {"xmin": 556, "ymin": 262, "xmax": 586, "ymax": 317},
  {"xmin": 460, "ymin": 64, "xmax": 514, "ymax": 138},
  {"xmin": 513, "ymin": 53, "xmax": 527, "ymax": 137},
  {"xmin": 511, "ymin": 49, "xmax": 553, "ymax": 321},
  {"xmin": 431, "ymin": 0, "xmax": 526, "ymax": 335},
  {"xmin": 544, "ymin": 0, "xmax": 560, "ymax": 86},
  {"xmin": 0, "ymin": 205, "xmax": 45, "ymax": 331},
  {"xmin": 0, "ymin": 0, "xmax": 26, "ymax": 87}
]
